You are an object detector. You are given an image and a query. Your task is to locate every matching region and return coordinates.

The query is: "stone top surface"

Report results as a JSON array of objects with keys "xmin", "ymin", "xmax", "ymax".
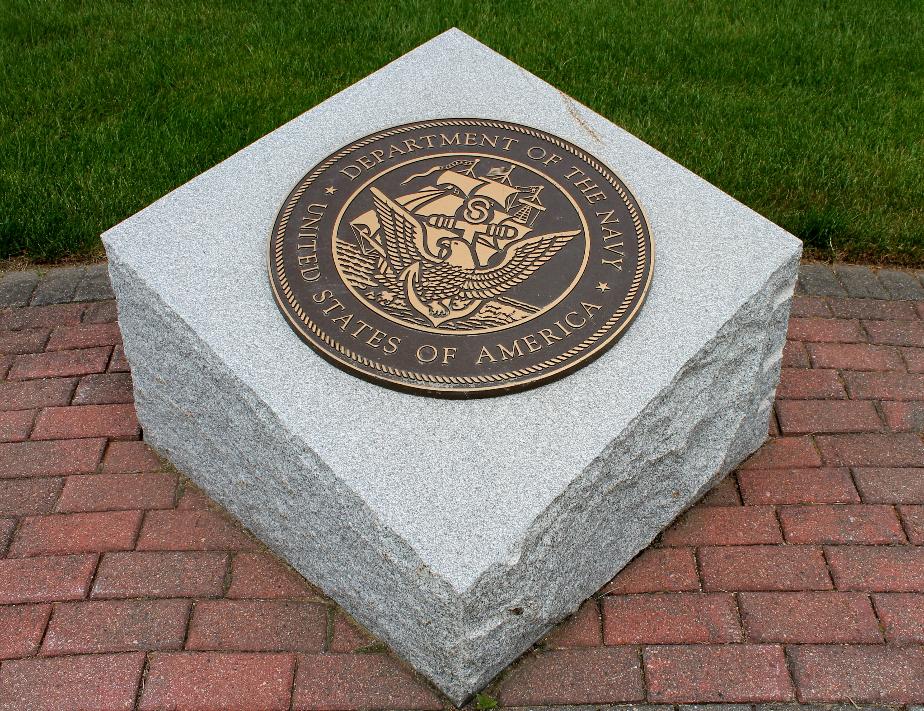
[{"xmin": 103, "ymin": 29, "xmax": 801, "ymax": 591}]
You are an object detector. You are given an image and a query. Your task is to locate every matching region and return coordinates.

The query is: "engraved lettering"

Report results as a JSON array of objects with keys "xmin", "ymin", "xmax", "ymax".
[
  {"xmin": 539, "ymin": 328, "xmax": 561, "ymax": 345},
  {"xmin": 350, "ymin": 320, "xmax": 373, "ymax": 339},
  {"xmin": 565, "ymin": 311, "xmax": 586, "ymax": 329},
  {"xmin": 476, "ymin": 346, "xmax": 496, "ymax": 365},
  {"xmin": 498, "ymin": 340, "xmax": 524, "ymax": 360},
  {"xmin": 416, "ymin": 344, "xmax": 438, "ymax": 363},
  {"xmin": 582, "ymin": 302, "xmax": 603, "ymax": 319},
  {"xmin": 523, "ymin": 334, "xmax": 541, "ymax": 353},
  {"xmin": 330, "ymin": 312, "xmax": 352, "ymax": 330}
]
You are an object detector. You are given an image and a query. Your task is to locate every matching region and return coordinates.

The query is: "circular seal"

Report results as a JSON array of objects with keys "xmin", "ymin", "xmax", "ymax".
[{"xmin": 269, "ymin": 119, "xmax": 653, "ymax": 397}]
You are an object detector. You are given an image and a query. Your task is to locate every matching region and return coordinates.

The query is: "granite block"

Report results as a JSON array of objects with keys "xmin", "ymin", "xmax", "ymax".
[{"xmin": 102, "ymin": 29, "xmax": 800, "ymax": 703}]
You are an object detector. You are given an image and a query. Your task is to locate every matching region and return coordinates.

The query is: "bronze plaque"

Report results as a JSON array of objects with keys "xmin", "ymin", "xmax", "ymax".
[{"xmin": 269, "ymin": 119, "xmax": 653, "ymax": 397}]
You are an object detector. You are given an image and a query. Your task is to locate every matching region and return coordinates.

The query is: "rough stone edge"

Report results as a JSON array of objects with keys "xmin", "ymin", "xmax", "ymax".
[
  {"xmin": 105, "ymin": 251, "xmax": 466, "ymax": 697},
  {"xmin": 449, "ymin": 245, "xmax": 800, "ymax": 696}
]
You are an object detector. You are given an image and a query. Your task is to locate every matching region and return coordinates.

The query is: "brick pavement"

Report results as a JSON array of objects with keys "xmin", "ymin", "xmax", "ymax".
[{"xmin": 0, "ymin": 261, "xmax": 923, "ymax": 710}]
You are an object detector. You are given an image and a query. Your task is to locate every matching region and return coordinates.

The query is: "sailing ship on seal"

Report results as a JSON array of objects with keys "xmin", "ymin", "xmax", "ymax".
[{"xmin": 335, "ymin": 159, "xmax": 581, "ymax": 331}]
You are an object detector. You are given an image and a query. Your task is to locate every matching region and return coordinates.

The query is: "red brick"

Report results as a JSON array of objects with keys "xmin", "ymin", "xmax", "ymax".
[
  {"xmin": 544, "ymin": 600, "xmax": 602, "ymax": 648},
  {"xmin": 882, "ymin": 400, "xmax": 924, "ymax": 431},
  {"xmin": 864, "ymin": 319, "xmax": 924, "ymax": 347},
  {"xmin": 136, "ymin": 509, "xmax": 258, "ymax": 551},
  {"xmin": 8, "ymin": 346, "xmax": 110, "ymax": 380},
  {"xmin": 699, "ymin": 545, "xmax": 831, "ymax": 591},
  {"xmin": 9, "ymin": 510, "xmax": 142, "ymax": 557},
  {"xmin": 904, "ymin": 346, "xmax": 924, "ymax": 372},
  {"xmin": 816, "ymin": 433, "xmax": 924, "ymax": 466},
  {"xmin": 496, "ymin": 647, "xmax": 643, "ymax": 705},
  {"xmin": 644, "ymin": 644, "xmax": 793, "ymax": 702},
  {"xmin": 790, "ymin": 296, "xmax": 831, "ymax": 318},
  {"xmin": 779, "ymin": 504, "xmax": 906, "ymax": 544},
  {"xmin": 83, "ymin": 300, "xmax": 118, "ymax": 323},
  {"xmin": 177, "ymin": 482, "xmax": 213, "ymax": 509},
  {"xmin": 227, "ymin": 552, "xmax": 317, "ymax": 599},
  {"xmin": 0, "ymin": 328, "xmax": 49, "ymax": 354},
  {"xmin": 56, "ymin": 472, "xmax": 177, "ymax": 512},
  {"xmin": 698, "ymin": 474, "xmax": 741, "ymax": 506},
  {"xmin": 604, "ymin": 548, "xmax": 699, "ymax": 594},
  {"xmin": 660, "ymin": 505, "xmax": 781, "ymax": 546},
  {"xmin": 874, "ymin": 593, "xmax": 924, "ymax": 643},
  {"xmin": 854, "ymin": 467, "xmax": 924, "ymax": 503},
  {"xmin": 0, "ymin": 353, "xmax": 10, "ymax": 378},
  {"xmin": 602, "ymin": 593, "xmax": 740, "ymax": 644},
  {"xmin": 31, "ymin": 403, "xmax": 140, "ymax": 440},
  {"xmin": 72, "ymin": 372, "xmax": 133, "ymax": 405},
  {"xmin": 0, "ymin": 652, "xmax": 144, "ymax": 711},
  {"xmin": 109, "ymin": 343, "xmax": 129, "ymax": 372},
  {"xmin": 0, "ymin": 554, "xmax": 97, "ymax": 603},
  {"xmin": 0, "ymin": 378, "xmax": 74, "ymax": 411},
  {"xmin": 101, "ymin": 440, "xmax": 163, "ymax": 473},
  {"xmin": 0, "ymin": 604, "xmax": 51, "ymax": 659},
  {"xmin": 782, "ymin": 340, "xmax": 809, "ymax": 368},
  {"xmin": 0, "ymin": 409, "xmax": 33, "ymax": 442},
  {"xmin": 826, "ymin": 545, "xmax": 924, "ymax": 591},
  {"xmin": 187, "ymin": 600, "xmax": 326, "ymax": 653},
  {"xmin": 45, "ymin": 322, "xmax": 121, "ymax": 351},
  {"xmin": 293, "ymin": 653, "xmax": 442, "ymax": 710},
  {"xmin": 140, "ymin": 652, "xmax": 296, "ymax": 711},
  {"xmin": 776, "ymin": 368, "xmax": 846, "ymax": 399},
  {"xmin": 738, "ymin": 467, "xmax": 859, "ymax": 504},
  {"xmin": 42, "ymin": 598, "xmax": 190, "ymax": 655},
  {"xmin": 0, "ymin": 439, "xmax": 106, "ymax": 479},
  {"xmin": 777, "ymin": 399, "xmax": 882, "ymax": 434},
  {"xmin": 329, "ymin": 611, "xmax": 376, "ymax": 653},
  {"xmin": 789, "ymin": 645, "xmax": 924, "ymax": 703},
  {"xmin": 828, "ymin": 297, "xmax": 919, "ymax": 320},
  {"xmin": 92, "ymin": 551, "xmax": 228, "ymax": 599},
  {"xmin": 787, "ymin": 317, "xmax": 865, "ymax": 343},
  {"xmin": 740, "ymin": 437, "xmax": 821, "ymax": 469},
  {"xmin": 807, "ymin": 342, "xmax": 904, "ymax": 371},
  {"xmin": 1, "ymin": 303, "xmax": 85, "ymax": 329},
  {"xmin": 844, "ymin": 371, "xmax": 924, "ymax": 400},
  {"xmin": 0, "ymin": 478, "xmax": 62, "ymax": 516},
  {"xmin": 739, "ymin": 591, "xmax": 881, "ymax": 643},
  {"xmin": 901, "ymin": 504, "xmax": 924, "ymax": 543}
]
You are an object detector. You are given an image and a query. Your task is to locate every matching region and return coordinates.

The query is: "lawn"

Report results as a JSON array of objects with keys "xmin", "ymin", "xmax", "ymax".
[{"xmin": 2, "ymin": 1, "xmax": 922, "ymax": 265}]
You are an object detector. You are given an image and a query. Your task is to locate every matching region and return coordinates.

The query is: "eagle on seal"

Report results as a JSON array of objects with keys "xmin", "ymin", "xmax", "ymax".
[{"xmin": 369, "ymin": 187, "xmax": 579, "ymax": 327}]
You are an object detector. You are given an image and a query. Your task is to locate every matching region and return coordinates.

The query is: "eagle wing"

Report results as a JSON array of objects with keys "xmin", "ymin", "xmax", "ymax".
[
  {"xmin": 369, "ymin": 187, "xmax": 428, "ymax": 275},
  {"xmin": 459, "ymin": 229, "xmax": 580, "ymax": 301},
  {"xmin": 417, "ymin": 261, "xmax": 469, "ymax": 301}
]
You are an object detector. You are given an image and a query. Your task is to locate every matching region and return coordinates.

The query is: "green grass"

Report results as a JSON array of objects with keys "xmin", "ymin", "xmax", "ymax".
[{"xmin": 2, "ymin": 1, "xmax": 922, "ymax": 265}]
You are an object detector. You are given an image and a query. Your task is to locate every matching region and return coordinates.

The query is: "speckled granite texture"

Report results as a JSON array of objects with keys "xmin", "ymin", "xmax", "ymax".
[{"xmin": 102, "ymin": 29, "xmax": 801, "ymax": 703}]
